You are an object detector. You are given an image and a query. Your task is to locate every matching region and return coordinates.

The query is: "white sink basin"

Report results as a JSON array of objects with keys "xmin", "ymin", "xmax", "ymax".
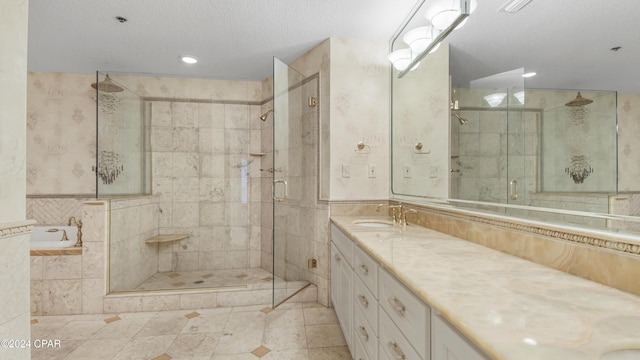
[
  {"xmin": 353, "ymin": 220, "xmax": 394, "ymax": 228},
  {"xmin": 601, "ymin": 349, "xmax": 640, "ymax": 360}
]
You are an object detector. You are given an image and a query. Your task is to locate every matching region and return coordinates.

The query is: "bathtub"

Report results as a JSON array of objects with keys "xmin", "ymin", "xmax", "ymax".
[{"xmin": 31, "ymin": 226, "xmax": 79, "ymax": 249}]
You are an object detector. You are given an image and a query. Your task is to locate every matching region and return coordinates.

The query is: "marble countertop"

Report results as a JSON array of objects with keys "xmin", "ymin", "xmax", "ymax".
[{"xmin": 331, "ymin": 216, "xmax": 640, "ymax": 360}]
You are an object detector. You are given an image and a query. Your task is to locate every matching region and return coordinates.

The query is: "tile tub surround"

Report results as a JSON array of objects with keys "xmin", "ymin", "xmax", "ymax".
[{"xmin": 331, "ymin": 216, "xmax": 640, "ymax": 359}]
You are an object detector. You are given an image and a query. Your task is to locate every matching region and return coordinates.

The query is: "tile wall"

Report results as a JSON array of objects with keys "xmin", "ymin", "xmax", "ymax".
[
  {"xmin": 0, "ymin": 0, "xmax": 30, "ymax": 358},
  {"xmin": 150, "ymin": 100, "xmax": 263, "ymax": 273}
]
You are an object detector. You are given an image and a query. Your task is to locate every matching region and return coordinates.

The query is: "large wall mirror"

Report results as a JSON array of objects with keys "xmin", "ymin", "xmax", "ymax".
[{"xmin": 391, "ymin": 0, "xmax": 640, "ymax": 235}]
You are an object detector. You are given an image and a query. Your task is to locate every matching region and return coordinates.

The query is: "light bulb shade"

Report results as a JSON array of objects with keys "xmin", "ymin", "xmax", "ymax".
[
  {"xmin": 425, "ymin": 0, "xmax": 477, "ymax": 30},
  {"xmin": 388, "ymin": 49, "xmax": 413, "ymax": 71},
  {"xmin": 484, "ymin": 93, "xmax": 507, "ymax": 107},
  {"xmin": 403, "ymin": 26, "xmax": 439, "ymax": 54},
  {"xmin": 513, "ymin": 91, "xmax": 525, "ymax": 105}
]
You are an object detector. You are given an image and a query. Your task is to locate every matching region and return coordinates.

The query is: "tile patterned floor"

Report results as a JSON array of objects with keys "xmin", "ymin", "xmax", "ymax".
[
  {"xmin": 133, "ymin": 268, "xmax": 307, "ymax": 295},
  {"xmin": 30, "ymin": 302, "xmax": 351, "ymax": 360}
]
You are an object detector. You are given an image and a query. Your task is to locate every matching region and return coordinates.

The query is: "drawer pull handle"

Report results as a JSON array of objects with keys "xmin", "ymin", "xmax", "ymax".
[
  {"xmin": 359, "ymin": 264, "xmax": 369, "ymax": 275},
  {"xmin": 358, "ymin": 325, "xmax": 369, "ymax": 342},
  {"xmin": 335, "ymin": 254, "xmax": 341, "ymax": 262},
  {"xmin": 388, "ymin": 341, "xmax": 406, "ymax": 359},
  {"xmin": 388, "ymin": 296, "xmax": 406, "ymax": 316},
  {"xmin": 358, "ymin": 294, "xmax": 369, "ymax": 308}
]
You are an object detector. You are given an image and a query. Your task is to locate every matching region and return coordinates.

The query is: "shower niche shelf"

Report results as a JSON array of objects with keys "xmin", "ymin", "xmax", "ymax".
[{"xmin": 145, "ymin": 233, "xmax": 189, "ymax": 244}]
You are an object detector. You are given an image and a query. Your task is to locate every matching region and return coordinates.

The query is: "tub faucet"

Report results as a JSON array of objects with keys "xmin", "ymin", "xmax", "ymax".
[
  {"xmin": 46, "ymin": 228, "xmax": 69, "ymax": 241},
  {"xmin": 68, "ymin": 216, "xmax": 83, "ymax": 248}
]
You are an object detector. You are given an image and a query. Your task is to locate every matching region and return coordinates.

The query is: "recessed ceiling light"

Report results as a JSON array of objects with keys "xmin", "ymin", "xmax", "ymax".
[
  {"xmin": 522, "ymin": 72, "xmax": 537, "ymax": 78},
  {"xmin": 180, "ymin": 55, "xmax": 198, "ymax": 64}
]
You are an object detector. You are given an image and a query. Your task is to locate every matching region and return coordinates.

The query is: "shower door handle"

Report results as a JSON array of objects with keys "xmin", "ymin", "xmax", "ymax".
[
  {"xmin": 273, "ymin": 180, "xmax": 288, "ymax": 202},
  {"xmin": 509, "ymin": 180, "xmax": 518, "ymax": 200}
]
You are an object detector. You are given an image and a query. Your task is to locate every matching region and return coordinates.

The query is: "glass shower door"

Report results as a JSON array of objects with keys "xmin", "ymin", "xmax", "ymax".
[{"xmin": 272, "ymin": 58, "xmax": 313, "ymax": 307}]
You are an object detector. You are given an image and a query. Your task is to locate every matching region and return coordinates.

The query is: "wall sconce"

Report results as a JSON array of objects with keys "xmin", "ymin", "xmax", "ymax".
[
  {"xmin": 403, "ymin": 26, "xmax": 442, "ymax": 55},
  {"xmin": 425, "ymin": 0, "xmax": 477, "ymax": 30},
  {"xmin": 513, "ymin": 91, "xmax": 525, "ymax": 105},
  {"xmin": 484, "ymin": 93, "xmax": 507, "ymax": 107}
]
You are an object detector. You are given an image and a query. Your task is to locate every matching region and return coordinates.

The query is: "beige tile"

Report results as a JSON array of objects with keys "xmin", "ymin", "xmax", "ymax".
[
  {"xmin": 263, "ymin": 326, "xmax": 307, "ymax": 351},
  {"xmin": 303, "ymin": 307, "xmax": 338, "ymax": 325},
  {"xmin": 42, "ymin": 279, "xmax": 82, "ymax": 315},
  {"xmin": 224, "ymin": 311, "xmax": 265, "ymax": 331},
  {"xmin": 214, "ymin": 328, "xmax": 264, "ymax": 354},
  {"xmin": 262, "ymin": 349, "xmax": 311, "ymax": 360},
  {"xmin": 266, "ymin": 308, "xmax": 305, "ymax": 328},
  {"xmin": 90, "ymin": 317, "xmax": 151, "ymax": 340},
  {"xmin": 56, "ymin": 319, "xmax": 107, "ymax": 340},
  {"xmin": 211, "ymin": 353, "xmax": 257, "ymax": 360},
  {"xmin": 305, "ymin": 324, "xmax": 347, "ymax": 348},
  {"xmin": 251, "ymin": 345, "xmax": 271, "ymax": 357},
  {"xmin": 137, "ymin": 313, "xmax": 190, "ymax": 336},
  {"xmin": 166, "ymin": 332, "xmax": 221, "ymax": 358},
  {"xmin": 308, "ymin": 346, "xmax": 352, "ymax": 360},
  {"xmin": 112, "ymin": 334, "xmax": 176, "ymax": 360},
  {"xmin": 64, "ymin": 338, "xmax": 130, "ymax": 360},
  {"xmin": 182, "ymin": 312, "xmax": 229, "ymax": 334}
]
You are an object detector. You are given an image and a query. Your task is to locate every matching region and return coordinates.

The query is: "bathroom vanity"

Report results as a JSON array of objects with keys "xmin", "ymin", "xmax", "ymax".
[{"xmin": 330, "ymin": 216, "xmax": 640, "ymax": 360}]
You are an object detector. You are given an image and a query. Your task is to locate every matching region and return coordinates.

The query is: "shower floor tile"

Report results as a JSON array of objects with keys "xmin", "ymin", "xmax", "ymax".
[
  {"xmin": 31, "ymin": 302, "xmax": 351, "ymax": 360},
  {"xmin": 134, "ymin": 268, "xmax": 290, "ymax": 292}
]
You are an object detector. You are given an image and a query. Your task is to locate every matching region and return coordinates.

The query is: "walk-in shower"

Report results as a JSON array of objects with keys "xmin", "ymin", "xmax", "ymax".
[{"xmin": 97, "ymin": 69, "xmax": 319, "ymax": 307}]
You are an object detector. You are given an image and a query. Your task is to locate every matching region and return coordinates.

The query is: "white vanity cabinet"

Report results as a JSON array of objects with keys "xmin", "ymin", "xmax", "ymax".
[
  {"xmin": 433, "ymin": 314, "xmax": 489, "ymax": 360},
  {"xmin": 331, "ymin": 223, "xmax": 491, "ymax": 360},
  {"xmin": 331, "ymin": 227, "xmax": 354, "ymax": 352}
]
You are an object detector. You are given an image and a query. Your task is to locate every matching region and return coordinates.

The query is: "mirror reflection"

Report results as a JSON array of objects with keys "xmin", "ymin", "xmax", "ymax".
[{"xmin": 391, "ymin": 0, "xmax": 640, "ymax": 234}]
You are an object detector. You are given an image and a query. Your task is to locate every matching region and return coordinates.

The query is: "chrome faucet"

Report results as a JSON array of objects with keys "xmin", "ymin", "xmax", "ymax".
[{"xmin": 68, "ymin": 216, "xmax": 83, "ymax": 247}]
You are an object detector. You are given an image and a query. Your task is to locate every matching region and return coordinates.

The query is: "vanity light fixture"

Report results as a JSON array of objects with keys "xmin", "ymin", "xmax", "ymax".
[
  {"xmin": 403, "ymin": 26, "xmax": 442, "ymax": 55},
  {"xmin": 499, "ymin": 0, "xmax": 533, "ymax": 13},
  {"xmin": 180, "ymin": 55, "xmax": 198, "ymax": 64},
  {"xmin": 425, "ymin": 0, "xmax": 477, "ymax": 30},
  {"xmin": 513, "ymin": 91, "xmax": 525, "ymax": 105},
  {"xmin": 522, "ymin": 72, "xmax": 537, "ymax": 78},
  {"xmin": 484, "ymin": 93, "xmax": 507, "ymax": 107},
  {"xmin": 388, "ymin": 49, "xmax": 416, "ymax": 71}
]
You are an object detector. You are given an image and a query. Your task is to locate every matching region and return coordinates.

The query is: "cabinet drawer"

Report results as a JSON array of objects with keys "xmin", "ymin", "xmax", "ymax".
[
  {"xmin": 354, "ymin": 304, "xmax": 378, "ymax": 360},
  {"xmin": 353, "ymin": 244, "xmax": 379, "ymax": 297},
  {"xmin": 354, "ymin": 275, "xmax": 378, "ymax": 336},
  {"xmin": 331, "ymin": 224, "xmax": 353, "ymax": 265},
  {"xmin": 379, "ymin": 268, "xmax": 430, "ymax": 359},
  {"xmin": 353, "ymin": 332, "xmax": 371, "ymax": 360},
  {"xmin": 379, "ymin": 308, "xmax": 421, "ymax": 360}
]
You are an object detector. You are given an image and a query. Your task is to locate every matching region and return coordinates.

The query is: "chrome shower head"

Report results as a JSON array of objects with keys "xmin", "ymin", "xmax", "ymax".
[
  {"xmin": 259, "ymin": 109, "xmax": 273, "ymax": 121},
  {"xmin": 453, "ymin": 114, "xmax": 468, "ymax": 125}
]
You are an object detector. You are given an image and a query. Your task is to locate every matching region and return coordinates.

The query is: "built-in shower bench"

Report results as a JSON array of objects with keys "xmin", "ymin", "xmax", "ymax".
[{"xmin": 145, "ymin": 234, "xmax": 189, "ymax": 244}]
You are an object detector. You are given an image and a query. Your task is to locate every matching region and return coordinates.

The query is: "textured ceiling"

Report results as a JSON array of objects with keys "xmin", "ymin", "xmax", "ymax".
[
  {"xmin": 445, "ymin": 0, "xmax": 640, "ymax": 93},
  {"xmin": 27, "ymin": 0, "xmax": 418, "ymax": 80},
  {"xmin": 28, "ymin": 0, "xmax": 640, "ymax": 93}
]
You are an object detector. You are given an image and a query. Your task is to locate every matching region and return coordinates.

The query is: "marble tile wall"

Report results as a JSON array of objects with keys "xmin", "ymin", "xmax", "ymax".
[
  {"xmin": 151, "ymin": 100, "xmax": 262, "ymax": 273},
  {"xmin": 30, "ymin": 201, "xmax": 108, "ymax": 315},
  {"xmin": 109, "ymin": 197, "xmax": 159, "ymax": 292},
  {"xmin": 0, "ymin": 0, "xmax": 30, "ymax": 358},
  {"xmin": 26, "ymin": 197, "xmax": 90, "ymax": 225}
]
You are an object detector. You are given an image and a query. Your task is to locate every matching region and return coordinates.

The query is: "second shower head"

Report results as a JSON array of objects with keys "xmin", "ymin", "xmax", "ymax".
[{"xmin": 259, "ymin": 109, "xmax": 273, "ymax": 121}]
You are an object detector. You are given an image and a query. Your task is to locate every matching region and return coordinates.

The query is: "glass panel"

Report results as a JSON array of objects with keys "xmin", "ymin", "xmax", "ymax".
[
  {"xmin": 272, "ymin": 57, "xmax": 314, "ymax": 307},
  {"xmin": 95, "ymin": 71, "xmax": 151, "ymax": 197},
  {"xmin": 451, "ymin": 68, "xmax": 524, "ymax": 213}
]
